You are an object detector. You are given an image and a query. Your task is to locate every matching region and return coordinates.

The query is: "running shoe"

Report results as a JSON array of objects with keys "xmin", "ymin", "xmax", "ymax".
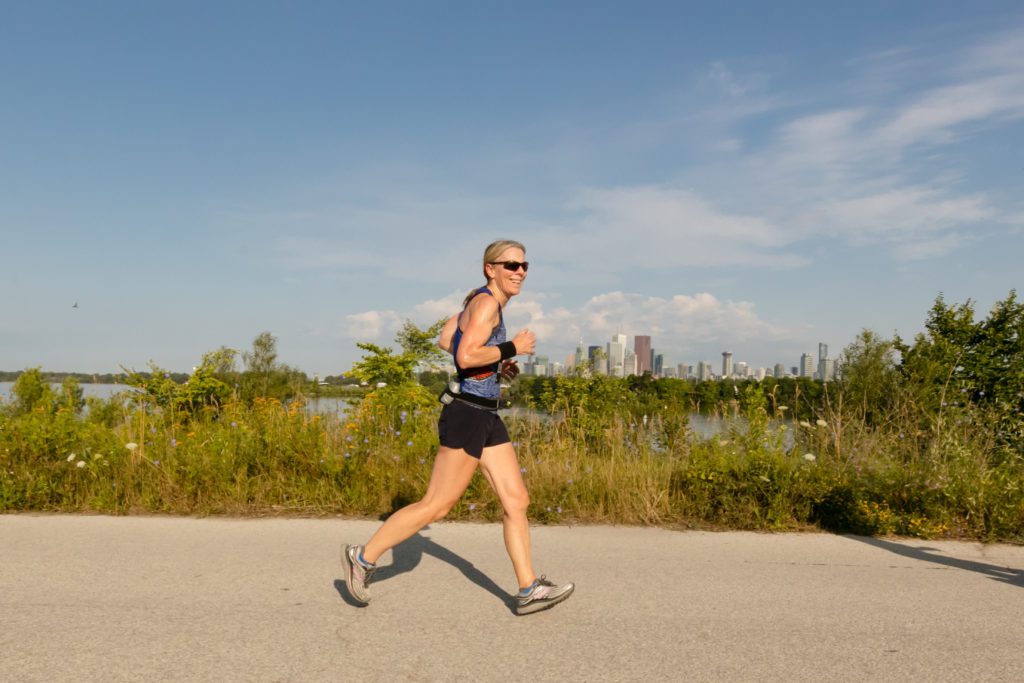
[
  {"xmin": 516, "ymin": 575, "xmax": 574, "ymax": 615},
  {"xmin": 341, "ymin": 544, "xmax": 376, "ymax": 604}
]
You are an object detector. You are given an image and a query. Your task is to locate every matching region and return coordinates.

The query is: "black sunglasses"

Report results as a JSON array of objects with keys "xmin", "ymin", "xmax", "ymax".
[{"xmin": 490, "ymin": 260, "xmax": 529, "ymax": 273}]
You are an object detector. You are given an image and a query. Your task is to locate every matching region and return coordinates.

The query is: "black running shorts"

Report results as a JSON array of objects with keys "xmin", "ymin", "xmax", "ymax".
[{"xmin": 437, "ymin": 400, "xmax": 511, "ymax": 459}]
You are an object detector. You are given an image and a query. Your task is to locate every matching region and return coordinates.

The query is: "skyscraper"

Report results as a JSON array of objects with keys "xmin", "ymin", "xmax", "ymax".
[
  {"xmin": 800, "ymin": 352, "xmax": 815, "ymax": 378},
  {"xmin": 722, "ymin": 351, "xmax": 733, "ymax": 378},
  {"xmin": 634, "ymin": 335, "xmax": 651, "ymax": 375},
  {"xmin": 609, "ymin": 333, "xmax": 627, "ymax": 377}
]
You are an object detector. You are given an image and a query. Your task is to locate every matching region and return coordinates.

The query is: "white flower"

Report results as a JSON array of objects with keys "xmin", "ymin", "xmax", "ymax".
[
  {"xmin": 67, "ymin": 453, "xmax": 76, "ymax": 462},
  {"xmin": 816, "ymin": 419, "xmax": 828, "ymax": 427},
  {"xmin": 803, "ymin": 453, "xmax": 817, "ymax": 462},
  {"xmin": 125, "ymin": 442, "xmax": 138, "ymax": 451},
  {"xmin": 76, "ymin": 461, "xmax": 85, "ymax": 469},
  {"xmin": 799, "ymin": 421, "xmax": 811, "ymax": 428}
]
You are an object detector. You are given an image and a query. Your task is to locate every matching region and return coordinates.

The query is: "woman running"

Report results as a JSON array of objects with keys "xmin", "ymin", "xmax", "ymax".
[{"xmin": 342, "ymin": 239, "xmax": 574, "ymax": 615}]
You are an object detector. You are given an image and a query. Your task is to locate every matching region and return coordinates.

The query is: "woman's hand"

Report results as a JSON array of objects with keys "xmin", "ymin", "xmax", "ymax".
[
  {"xmin": 512, "ymin": 328, "xmax": 536, "ymax": 355},
  {"xmin": 500, "ymin": 359, "xmax": 520, "ymax": 381}
]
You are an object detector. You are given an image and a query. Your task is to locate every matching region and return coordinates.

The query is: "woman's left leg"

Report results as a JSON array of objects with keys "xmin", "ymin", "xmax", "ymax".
[{"xmin": 478, "ymin": 441, "xmax": 535, "ymax": 590}]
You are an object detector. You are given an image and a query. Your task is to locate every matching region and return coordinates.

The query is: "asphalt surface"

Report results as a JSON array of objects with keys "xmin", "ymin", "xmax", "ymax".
[{"xmin": 3, "ymin": 514, "xmax": 1024, "ymax": 682}]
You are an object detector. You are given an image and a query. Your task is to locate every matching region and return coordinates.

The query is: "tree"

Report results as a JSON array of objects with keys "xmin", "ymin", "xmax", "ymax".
[
  {"xmin": 897, "ymin": 291, "xmax": 1024, "ymax": 411},
  {"xmin": 837, "ymin": 329, "xmax": 901, "ymax": 426},
  {"xmin": 349, "ymin": 318, "xmax": 447, "ymax": 387},
  {"xmin": 9, "ymin": 368, "xmax": 57, "ymax": 416}
]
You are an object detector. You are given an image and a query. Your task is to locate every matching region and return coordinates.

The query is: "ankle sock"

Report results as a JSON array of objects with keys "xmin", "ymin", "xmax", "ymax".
[
  {"xmin": 358, "ymin": 550, "xmax": 373, "ymax": 567},
  {"xmin": 519, "ymin": 580, "xmax": 538, "ymax": 595}
]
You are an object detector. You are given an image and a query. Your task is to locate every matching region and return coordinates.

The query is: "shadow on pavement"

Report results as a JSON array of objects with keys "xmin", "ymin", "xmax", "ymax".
[
  {"xmin": 335, "ymin": 528, "xmax": 516, "ymax": 612},
  {"xmin": 850, "ymin": 535, "xmax": 1024, "ymax": 588}
]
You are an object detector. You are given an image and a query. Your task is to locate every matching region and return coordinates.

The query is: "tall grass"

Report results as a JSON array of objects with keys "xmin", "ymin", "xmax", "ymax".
[{"xmin": 1, "ymin": 382, "xmax": 1022, "ymax": 542}]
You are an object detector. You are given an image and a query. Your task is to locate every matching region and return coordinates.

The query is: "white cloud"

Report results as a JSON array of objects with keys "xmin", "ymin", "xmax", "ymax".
[
  {"xmin": 347, "ymin": 289, "xmax": 786, "ymax": 365},
  {"xmin": 554, "ymin": 185, "xmax": 807, "ymax": 269},
  {"xmin": 344, "ymin": 310, "xmax": 400, "ymax": 340}
]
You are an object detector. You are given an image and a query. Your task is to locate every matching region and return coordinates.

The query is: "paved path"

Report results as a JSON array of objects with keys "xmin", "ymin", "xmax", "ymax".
[{"xmin": 2, "ymin": 515, "xmax": 1024, "ymax": 682}]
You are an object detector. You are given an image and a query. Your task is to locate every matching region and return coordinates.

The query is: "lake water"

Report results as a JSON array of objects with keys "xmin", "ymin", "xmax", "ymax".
[
  {"xmin": 0, "ymin": 381, "xmax": 134, "ymax": 403},
  {"xmin": 1, "ymin": 384, "xmax": 790, "ymax": 445}
]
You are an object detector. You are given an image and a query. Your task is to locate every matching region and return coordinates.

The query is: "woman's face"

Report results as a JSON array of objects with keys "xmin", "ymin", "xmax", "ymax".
[{"xmin": 487, "ymin": 246, "xmax": 527, "ymax": 299}]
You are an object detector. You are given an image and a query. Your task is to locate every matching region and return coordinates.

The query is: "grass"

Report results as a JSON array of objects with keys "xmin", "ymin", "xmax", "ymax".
[{"xmin": 1, "ymin": 384, "xmax": 1022, "ymax": 543}]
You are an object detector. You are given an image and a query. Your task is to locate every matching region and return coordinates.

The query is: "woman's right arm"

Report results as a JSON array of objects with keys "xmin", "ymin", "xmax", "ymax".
[{"xmin": 438, "ymin": 313, "xmax": 459, "ymax": 353}]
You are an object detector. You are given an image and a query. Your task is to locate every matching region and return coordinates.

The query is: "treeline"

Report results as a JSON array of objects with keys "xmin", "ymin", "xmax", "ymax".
[
  {"xmin": 518, "ymin": 374, "xmax": 826, "ymax": 420},
  {"xmin": 0, "ymin": 370, "xmax": 187, "ymax": 384}
]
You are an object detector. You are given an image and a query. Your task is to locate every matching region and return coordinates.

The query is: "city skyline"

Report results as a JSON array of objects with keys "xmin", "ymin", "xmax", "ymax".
[{"xmin": 534, "ymin": 330, "xmax": 840, "ymax": 381}]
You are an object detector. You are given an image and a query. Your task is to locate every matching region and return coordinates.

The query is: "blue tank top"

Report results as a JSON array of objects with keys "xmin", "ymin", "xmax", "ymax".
[{"xmin": 451, "ymin": 287, "xmax": 505, "ymax": 400}]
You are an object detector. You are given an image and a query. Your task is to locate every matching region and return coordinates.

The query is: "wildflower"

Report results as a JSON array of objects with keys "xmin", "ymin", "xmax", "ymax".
[
  {"xmin": 816, "ymin": 419, "xmax": 828, "ymax": 427},
  {"xmin": 346, "ymin": 436, "xmax": 352, "ymax": 442},
  {"xmin": 979, "ymin": 391, "xmax": 985, "ymax": 396},
  {"xmin": 587, "ymin": 468, "xmax": 592, "ymax": 473},
  {"xmin": 419, "ymin": 458, "xmax": 426, "ymax": 464},
  {"xmin": 520, "ymin": 468, "xmax": 526, "ymax": 473},
  {"xmin": 469, "ymin": 504, "xmax": 476, "ymax": 511},
  {"xmin": 171, "ymin": 439, "xmax": 178, "ymax": 447},
  {"xmin": 393, "ymin": 455, "xmax": 398, "ymax": 460},
  {"xmin": 345, "ymin": 453, "xmax": 350, "ymax": 458},
  {"xmin": 320, "ymin": 459, "xmax": 324, "ymax": 463},
  {"xmin": 803, "ymin": 453, "xmax": 816, "ymax": 462},
  {"xmin": 231, "ymin": 422, "xmax": 237, "ymax": 427},
  {"xmin": 67, "ymin": 453, "xmax": 76, "ymax": 462},
  {"xmin": 799, "ymin": 421, "xmax": 811, "ymax": 428},
  {"xmin": 407, "ymin": 441, "xmax": 412, "ymax": 447},
  {"xmin": 546, "ymin": 506, "xmax": 551, "ymax": 512},
  {"xmin": 150, "ymin": 427, "xmax": 156, "ymax": 434},
  {"xmin": 568, "ymin": 479, "xmax": 573, "ymax": 484},
  {"xmin": 557, "ymin": 507, "xmax": 562, "ymax": 514},
  {"xmin": 899, "ymin": 434, "xmax": 904, "ymax": 439},
  {"xmin": 400, "ymin": 478, "xmax": 405, "ymax": 482},
  {"xmin": 154, "ymin": 461, "xmax": 160, "ymax": 466},
  {"xmin": 76, "ymin": 461, "xmax": 85, "ymax": 469},
  {"xmin": 396, "ymin": 431, "xmax": 401, "ymax": 436}
]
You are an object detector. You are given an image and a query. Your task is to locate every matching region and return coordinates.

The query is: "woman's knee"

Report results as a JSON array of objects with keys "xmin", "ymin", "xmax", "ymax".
[
  {"xmin": 502, "ymin": 487, "xmax": 530, "ymax": 516},
  {"xmin": 421, "ymin": 496, "xmax": 459, "ymax": 522}
]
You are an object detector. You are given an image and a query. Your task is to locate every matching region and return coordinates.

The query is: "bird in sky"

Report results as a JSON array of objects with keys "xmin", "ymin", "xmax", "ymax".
[{"xmin": 72, "ymin": 302, "xmax": 78, "ymax": 309}]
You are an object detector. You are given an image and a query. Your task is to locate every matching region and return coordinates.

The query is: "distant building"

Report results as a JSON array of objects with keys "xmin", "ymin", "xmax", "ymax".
[
  {"xmin": 624, "ymin": 349, "xmax": 638, "ymax": 376},
  {"xmin": 634, "ymin": 336, "xmax": 651, "ymax": 375},
  {"xmin": 609, "ymin": 333, "xmax": 627, "ymax": 377},
  {"xmin": 774, "ymin": 363, "xmax": 786, "ymax": 379},
  {"xmin": 678, "ymin": 363, "xmax": 690, "ymax": 380},
  {"xmin": 800, "ymin": 353, "xmax": 815, "ymax": 378},
  {"xmin": 722, "ymin": 351, "xmax": 733, "ymax": 378},
  {"xmin": 819, "ymin": 358, "xmax": 836, "ymax": 382},
  {"xmin": 697, "ymin": 361, "xmax": 712, "ymax": 381}
]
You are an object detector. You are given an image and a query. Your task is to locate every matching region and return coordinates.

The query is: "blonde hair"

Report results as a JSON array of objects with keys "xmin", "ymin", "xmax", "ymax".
[{"xmin": 462, "ymin": 239, "xmax": 526, "ymax": 307}]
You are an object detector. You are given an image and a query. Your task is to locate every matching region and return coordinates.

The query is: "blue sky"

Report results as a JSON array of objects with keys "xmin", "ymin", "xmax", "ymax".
[{"xmin": 2, "ymin": 1, "xmax": 1022, "ymax": 377}]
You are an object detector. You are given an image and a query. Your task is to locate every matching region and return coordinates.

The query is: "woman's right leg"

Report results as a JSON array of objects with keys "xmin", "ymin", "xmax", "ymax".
[{"xmin": 361, "ymin": 446, "xmax": 479, "ymax": 564}]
